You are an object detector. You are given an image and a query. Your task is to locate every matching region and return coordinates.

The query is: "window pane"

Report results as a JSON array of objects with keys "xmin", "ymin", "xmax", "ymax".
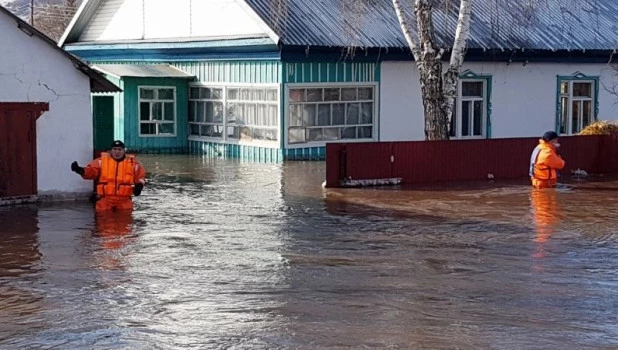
[
  {"xmin": 341, "ymin": 127, "xmax": 356, "ymax": 139},
  {"xmin": 317, "ymin": 104, "xmax": 330, "ymax": 126},
  {"xmin": 140, "ymin": 89, "xmax": 154, "ymax": 99},
  {"xmin": 205, "ymin": 102, "xmax": 215, "ymax": 123},
  {"xmin": 341, "ymin": 88, "xmax": 357, "ymax": 101},
  {"xmin": 266, "ymin": 89, "xmax": 278, "ymax": 101},
  {"xmin": 190, "ymin": 124, "xmax": 200, "ymax": 135},
  {"xmin": 140, "ymin": 123, "xmax": 155, "ymax": 135},
  {"xmin": 140, "ymin": 102, "xmax": 150, "ymax": 121},
  {"xmin": 288, "ymin": 127, "xmax": 306, "ymax": 144},
  {"xmin": 253, "ymin": 128, "xmax": 265, "ymax": 140},
  {"xmin": 158, "ymin": 88, "xmax": 174, "ymax": 100},
  {"xmin": 200, "ymin": 88, "xmax": 211, "ymax": 99},
  {"xmin": 560, "ymin": 97, "xmax": 568, "ymax": 134},
  {"xmin": 572, "ymin": 101, "xmax": 580, "ymax": 133},
  {"xmin": 462, "ymin": 101, "xmax": 471, "ymax": 136},
  {"xmin": 214, "ymin": 102, "xmax": 224, "ymax": 123},
  {"xmin": 212, "ymin": 125, "xmax": 223, "ymax": 137},
  {"xmin": 289, "ymin": 89, "xmax": 305, "ymax": 102},
  {"xmin": 449, "ymin": 98, "xmax": 456, "ymax": 137},
  {"xmin": 211, "ymin": 88, "xmax": 223, "ymax": 99},
  {"xmin": 346, "ymin": 103, "xmax": 360, "ymax": 124},
  {"xmin": 289, "ymin": 105, "xmax": 302, "ymax": 126},
  {"xmin": 228, "ymin": 88, "xmax": 239, "ymax": 100},
  {"xmin": 200, "ymin": 125, "xmax": 211, "ymax": 137},
  {"xmin": 358, "ymin": 126, "xmax": 372, "ymax": 138},
  {"xmin": 240, "ymin": 88, "xmax": 251, "ymax": 100},
  {"xmin": 254, "ymin": 89, "xmax": 264, "ymax": 101},
  {"xmin": 358, "ymin": 87, "xmax": 373, "ymax": 100},
  {"xmin": 473, "ymin": 100, "xmax": 482, "ymax": 136},
  {"xmin": 462, "ymin": 81, "xmax": 483, "ymax": 97},
  {"xmin": 190, "ymin": 87, "xmax": 200, "ymax": 99},
  {"xmin": 303, "ymin": 105, "xmax": 316, "ymax": 126},
  {"xmin": 267, "ymin": 105, "xmax": 278, "ymax": 126},
  {"xmin": 306, "ymin": 88, "xmax": 322, "ymax": 102},
  {"xmin": 197, "ymin": 102, "xmax": 205, "ymax": 122},
  {"xmin": 227, "ymin": 126, "xmax": 239, "ymax": 139},
  {"xmin": 152, "ymin": 102, "xmax": 163, "ymax": 120},
  {"xmin": 240, "ymin": 126, "xmax": 252, "ymax": 140},
  {"xmin": 188, "ymin": 101, "xmax": 196, "ymax": 122},
  {"xmin": 324, "ymin": 88, "xmax": 340, "ymax": 101},
  {"xmin": 307, "ymin": 128, "xmax": 323, "ymax": 142},
  {"xmin": 560, "ymin": 82, "xmax": 569, "ymax": 95},
  {"xmin": 332, "ymin": 103, "xmax": 345, "ymax": 125},
  {"xmin": 360, "ymin": 102, "xmax": 373, "ymax": 124},
  {"xmin": 164, "ymin": 102, "xmax": 174, "ymax": 121},
  {"xmin": 324, "ymin": 128, "xmax": 340, "ymax": 140},
  {"xmin": 265, "ymin": 129, "xmax": 277, "ymax": 141},
  {"xmin": 227, "ymin": 104, "xmax": 238, "ymax": 123},
  {"xmin": 573, "ymin": 82, "xmax": 592, "ymax": 97},
  {"xmin": 583, "ymin": 100, "xmax": 592, "ymax": 129},
  {"xmin": 159, "ymin": 123, "xmax": 174, "ymax": 134}
]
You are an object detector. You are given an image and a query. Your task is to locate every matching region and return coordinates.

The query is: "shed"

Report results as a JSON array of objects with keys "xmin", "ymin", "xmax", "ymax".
[{"xmin": 0, "ymin": 5, "xmax": 119, "ymax": 205}]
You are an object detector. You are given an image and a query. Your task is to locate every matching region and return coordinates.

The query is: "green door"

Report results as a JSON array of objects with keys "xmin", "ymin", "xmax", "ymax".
[{"xmin": 93, "ymin": 96, "xmax": 115, "ymax": 151}]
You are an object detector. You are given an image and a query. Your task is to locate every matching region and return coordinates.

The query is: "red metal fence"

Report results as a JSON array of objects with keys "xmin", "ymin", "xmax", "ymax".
[{"xmin": 325, "ymin": 134, "xmax": 618, "ymax": 188}]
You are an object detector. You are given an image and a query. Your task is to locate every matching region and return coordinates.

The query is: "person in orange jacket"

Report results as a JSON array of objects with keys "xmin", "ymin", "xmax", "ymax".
[
  {"xmin": 71, "ymin": 140, "xmax": 146, "ymax": 211},
  {"xmin": 529, "ymin": 131, "xmax": 565, "ymax": 189}
]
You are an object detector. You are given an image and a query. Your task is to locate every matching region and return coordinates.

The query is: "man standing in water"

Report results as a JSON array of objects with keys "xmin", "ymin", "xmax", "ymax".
[
  {"xmin": 71, "ymin": 140, "xmax": 146, "ymax": 211},
  {"xmin": 529, "ymin": 131, "xmax": 565, "ymax": 189}
]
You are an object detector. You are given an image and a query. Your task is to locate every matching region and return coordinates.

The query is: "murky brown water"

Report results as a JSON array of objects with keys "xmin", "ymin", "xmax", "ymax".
[{"xmin": 1, "ymin": 154, "xmax": 618, "ymax": 349}]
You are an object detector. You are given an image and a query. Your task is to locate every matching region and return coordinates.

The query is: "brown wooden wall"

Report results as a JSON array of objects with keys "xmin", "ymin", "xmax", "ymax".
[
  {"xmin": 325, "ymin": 134, "xmax": 618, "ymax": 188},
  {"xmin": 0, "ymin": 103, "xmax": 48, "ymax": 197}
]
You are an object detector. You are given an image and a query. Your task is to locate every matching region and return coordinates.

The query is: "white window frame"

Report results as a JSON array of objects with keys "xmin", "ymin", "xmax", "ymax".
[
  {"xmin": 138, "ymin": 86, "xmax": 177, "ymax": 137},
  {"xmin": 284, "ymin": 82, "xmax": 379, "ymax": 148},
  {"xmin": 451, "ymin": 79, "xmax": 487, "ymax": 139},
  {"xmin": 558, "ymin": 80, "xmax": 596, "ymax": 135},
  {"xmin": 188, "ymin": 83, "xmax": 280, "ymax": 148}
]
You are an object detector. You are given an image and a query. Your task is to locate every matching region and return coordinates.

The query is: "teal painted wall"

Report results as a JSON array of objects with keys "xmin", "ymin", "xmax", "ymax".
[
  {"xmin": 173, "ymin": 61, "xmax": 282, "ymax": 84},
  {"xmin": 121, "ymin": 77, "xmax": 190, "ymax": 152}
]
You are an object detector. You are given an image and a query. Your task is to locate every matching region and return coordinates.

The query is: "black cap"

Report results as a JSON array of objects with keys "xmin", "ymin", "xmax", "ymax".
[
  {"xmin": 110, "ymin": 140, "xmax": 125, "ymax": 149},
  {"xmin": 542, "ymin": 131, "xmax": 558, "ymax": 142}
]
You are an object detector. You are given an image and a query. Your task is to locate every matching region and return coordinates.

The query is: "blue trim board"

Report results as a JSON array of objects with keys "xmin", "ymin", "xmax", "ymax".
[{"xmin": 66, "ymin": 50, "xmax": 282, "ymax": 62}]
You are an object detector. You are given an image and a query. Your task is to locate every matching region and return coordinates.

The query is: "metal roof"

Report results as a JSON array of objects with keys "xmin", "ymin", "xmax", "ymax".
[
  {"xmin": 92, "ymin": 64, "xmax": 195, "ymax": 79},
  {"xmin": 244, "ymin": 0, "xmax": 618, "ymax": 51}
]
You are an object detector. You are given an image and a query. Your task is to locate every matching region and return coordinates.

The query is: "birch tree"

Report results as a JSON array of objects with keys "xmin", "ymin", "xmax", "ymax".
[{"xmin": 392, "ymin": 0, "xmax": 472, "ymax": 140}]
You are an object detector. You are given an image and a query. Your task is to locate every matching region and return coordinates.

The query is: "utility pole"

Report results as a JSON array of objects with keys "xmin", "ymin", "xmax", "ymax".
[{"xmin": 30, "ymin": 0, "xmax": 34, "ymax": 25}]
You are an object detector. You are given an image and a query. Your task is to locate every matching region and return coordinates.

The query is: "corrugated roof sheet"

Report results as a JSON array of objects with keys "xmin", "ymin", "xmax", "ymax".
[
  {"xmin": 93, "ymin": 64, "xmax": 195, "ymax": 79},
  {"xmin": 244, "ymin": 0, "xmax": 618, "ymax": 51}
]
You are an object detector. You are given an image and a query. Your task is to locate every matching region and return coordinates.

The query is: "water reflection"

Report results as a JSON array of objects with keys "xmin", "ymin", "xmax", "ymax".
[{"xmin": 0, "ymin": 156, "xmax": 617, "ymax": 349}]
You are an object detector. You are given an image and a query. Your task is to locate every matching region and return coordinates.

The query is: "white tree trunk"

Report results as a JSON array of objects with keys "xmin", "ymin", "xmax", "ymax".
[
  {"xmin": 443, "ymin": 0, "xmax": 472, "ymax": 135},
  {"xmin": 392, "ymin": 0, "xmax": 473, "ymax": 140}
]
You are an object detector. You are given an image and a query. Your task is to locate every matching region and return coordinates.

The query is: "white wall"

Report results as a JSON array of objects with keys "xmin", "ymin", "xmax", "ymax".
[
  {"xmin": 0, "ymin": 16, "xmax": 94, "ymax": 196},
  {"xmin": 380, "ymin": 61, "xmax": 618, "ymax": 141},
  {"xmin": 80, "ymin": 0, "xmax": 268, "ymax": 42}
]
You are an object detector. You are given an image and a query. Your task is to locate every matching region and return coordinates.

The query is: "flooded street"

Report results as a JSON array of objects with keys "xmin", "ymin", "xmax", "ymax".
[{"xmin": 1, "ymin": 154, "xmax": 618, "ymax": 349}]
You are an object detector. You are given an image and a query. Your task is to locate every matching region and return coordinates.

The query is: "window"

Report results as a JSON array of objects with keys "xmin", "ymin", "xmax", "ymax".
[
  {"xmin": 139, "ymin": 87, "xmax": 176, "ymax": 136},
  {"xmin": 557, "ymin": 75, "xmax": 598, "ymax": 135},
  {"xmin": 188, "ymin": 85, "xmax": 279, "ymax": 142},
  {"xmin": 450, "ymin": 79, "xmax": 489, "ymax": 139},
  {"xmin": 287, "ymin": 85, "xmax": 376, "ymax": 144}
]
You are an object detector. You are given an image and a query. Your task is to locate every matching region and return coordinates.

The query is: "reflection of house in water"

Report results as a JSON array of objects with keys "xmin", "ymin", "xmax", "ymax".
[{"xmin": 0, "ymin": 207, "xmax": 44, "ymax": 337}]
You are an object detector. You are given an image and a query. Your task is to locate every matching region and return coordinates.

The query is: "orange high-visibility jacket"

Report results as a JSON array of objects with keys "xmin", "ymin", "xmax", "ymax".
[
  {"xmin": 82, "ymin": 153, "xmax": 146, "ymax": 197},
  {"xmin": 529, "ymin": 140, "xmax": 565, "ymax": 189}
]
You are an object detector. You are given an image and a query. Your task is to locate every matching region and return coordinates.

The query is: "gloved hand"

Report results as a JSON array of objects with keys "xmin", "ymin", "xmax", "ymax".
[
  {"xmin": 71, "ymin": 161, "xmax": 84, "ymax": 175},
  {"xmin": 133, "ymin": 183, "xmax": 144, "ymax": 196}
]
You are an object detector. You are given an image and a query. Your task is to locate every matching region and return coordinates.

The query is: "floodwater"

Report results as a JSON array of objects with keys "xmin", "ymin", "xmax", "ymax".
[{"xmin": 1, "ymin": 155, "xmax": 618, "ymax": 349}]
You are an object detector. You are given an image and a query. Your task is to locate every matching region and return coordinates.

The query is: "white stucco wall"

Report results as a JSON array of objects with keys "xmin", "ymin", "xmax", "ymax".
[
  {"xmin": 380, "ymin": 61, "xmax": 618, "ymax": 141},
  {"xmin": 0, "ymin": 16, "xmax": 94, "ymax": 196}
]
